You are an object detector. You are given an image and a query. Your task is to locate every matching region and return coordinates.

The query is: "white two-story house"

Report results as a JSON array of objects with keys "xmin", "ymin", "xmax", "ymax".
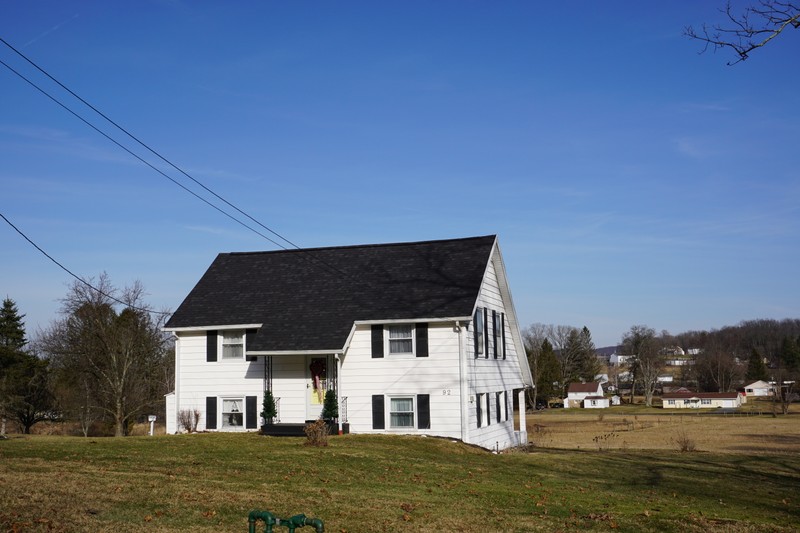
[{"xmin": 164, "ymin": 235, "xmax": 533, "ymax": 450}]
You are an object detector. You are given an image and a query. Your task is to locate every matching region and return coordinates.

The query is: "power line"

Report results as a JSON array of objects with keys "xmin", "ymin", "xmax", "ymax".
[
  {"xmin": 0, "ymin": 37, "xmax": 360, "ymax": 283},
  {"xmin": 0, "ymin": 56, "xmax": 287, "ymax": 250},
  {"xmin": 0, "ymin": 36, "xmax": 300, "ymax": 250},
  {"xmin": 0, "ymin": 211, "xmax": 169, "ymax": 316}
]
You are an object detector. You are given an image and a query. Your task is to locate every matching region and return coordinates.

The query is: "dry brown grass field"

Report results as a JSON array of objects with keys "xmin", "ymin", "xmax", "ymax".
[{"xmin": 526, "ymin": 400, "xmax": 800, "ymax": 454}]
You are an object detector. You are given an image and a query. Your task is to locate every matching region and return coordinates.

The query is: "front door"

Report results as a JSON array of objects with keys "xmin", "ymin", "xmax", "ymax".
[{"xmin": 306, "ymin": 355, "xmax": 328, "ymax": 420}]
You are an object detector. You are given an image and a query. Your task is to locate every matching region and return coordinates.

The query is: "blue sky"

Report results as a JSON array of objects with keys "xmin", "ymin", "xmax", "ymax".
[{"xmin": 1, "ymin": 1, "xmax": 798, "ymax": 348}]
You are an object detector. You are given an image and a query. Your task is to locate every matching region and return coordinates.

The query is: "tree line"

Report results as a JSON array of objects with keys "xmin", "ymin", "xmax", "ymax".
[
  {"xmin": 0, "ymin": 275, "xmax": 172, "ymax": 437},
  {"xmin": 524, "ymin": 319, "xmax": 800, "ymax": 411}
]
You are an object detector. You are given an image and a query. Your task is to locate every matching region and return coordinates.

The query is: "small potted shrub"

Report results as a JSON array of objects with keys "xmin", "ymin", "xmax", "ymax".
[
  {"xmin": 320, "ymin": 390, "xmax": 348, "ymax": 434},
  {"xmin": 261, "ymin": 390, "xmax": 277, "ymax": 433}
]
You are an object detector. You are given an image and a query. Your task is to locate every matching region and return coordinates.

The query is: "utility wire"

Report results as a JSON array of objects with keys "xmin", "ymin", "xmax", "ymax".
[
  {"xmin": 0, "ymin": 37, "xmax": 359, "ymax": 284},
  {"xmin": 0, "ymin": 212, "xmax": 170, "ymax": 316},
  {"xmin": 0, "ymin": 36, "xmax": 300, "ymax": 250},
  {"xmin": 0, "ymin": 57, "xmax": 286, "ymax": 249}
]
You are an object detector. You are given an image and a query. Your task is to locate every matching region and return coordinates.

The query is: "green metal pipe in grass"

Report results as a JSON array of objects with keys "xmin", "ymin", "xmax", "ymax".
[{"xmin": 248, "ymin": 510, "xmax": 324, "ymax": 533}]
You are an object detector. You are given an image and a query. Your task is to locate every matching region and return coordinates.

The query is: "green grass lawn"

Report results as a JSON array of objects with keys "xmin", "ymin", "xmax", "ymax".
[{"xmin": 1, "ymin": 432, "xmax": 798, "ymax": 532}]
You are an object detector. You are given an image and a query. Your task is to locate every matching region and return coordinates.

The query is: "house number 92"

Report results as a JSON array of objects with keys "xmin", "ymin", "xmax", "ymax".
[{"xmin": 442, "ymin": 389, "xmax": 451, "ymax": 395}]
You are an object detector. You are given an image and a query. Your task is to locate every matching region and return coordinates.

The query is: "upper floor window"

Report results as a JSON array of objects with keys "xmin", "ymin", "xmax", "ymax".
[
  {"xmin": 222, "ymin": 330, "xmax": 244, "ymax": 359},
  {"xmin": 388, "ymin": 325, "xmax": 414, "ymax": 355},
  {"xmin": 474, "ymin": 308, "xmax": 484, "ymax": 357}
]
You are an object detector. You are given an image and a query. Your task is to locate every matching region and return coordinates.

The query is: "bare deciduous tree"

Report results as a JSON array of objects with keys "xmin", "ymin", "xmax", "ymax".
[
  {"xmin": 621, "ymin": 325, "xmax": 664, "ymax": 407},
  {"xmin": 39, "ymin": 275, "xmax": 171, "ymax": 437},
  {"xmin": 685, "ymin": 1, "xmax": 800, "ymax": 64}
]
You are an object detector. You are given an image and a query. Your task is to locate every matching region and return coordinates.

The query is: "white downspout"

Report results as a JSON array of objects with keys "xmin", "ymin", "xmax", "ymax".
[{"xmin": 458, "ymin": 321, "xmax": 470, "ymax": 444}]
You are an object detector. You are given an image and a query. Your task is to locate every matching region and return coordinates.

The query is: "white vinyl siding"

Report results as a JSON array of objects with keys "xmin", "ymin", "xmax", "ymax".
[
  {"xmin": 169, "ymin": 331, "xmax": 265, "ymax": 432},
  {"xmin": 342, "ymin": 322, "xmax": 462, "ymax": 439}
]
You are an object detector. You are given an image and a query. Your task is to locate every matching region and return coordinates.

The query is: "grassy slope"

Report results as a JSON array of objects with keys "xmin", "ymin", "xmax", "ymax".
[{"xmin": 1, "ymin": 429, "xmax": 799, "ymax": 532}]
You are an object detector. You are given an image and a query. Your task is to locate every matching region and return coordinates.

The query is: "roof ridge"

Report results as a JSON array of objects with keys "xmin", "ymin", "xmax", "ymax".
[{"xmin": 225, "ymin": 234, "xmax": 497, "ymax": 257}]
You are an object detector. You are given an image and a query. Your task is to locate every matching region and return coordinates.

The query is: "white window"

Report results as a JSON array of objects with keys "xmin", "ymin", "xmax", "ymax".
[
  {"xmin": 222, "ymin": 398, "xmax": 243, "ymax": 428},
  {"xmin": 222, "ymin": 330, "xmax": 244, "ymax": 359},
  {"xmin": 667, "ymin": 400, "xmax": 675, "ymax": 405},
  {"xmin": 389, "ymin": 397, "xmax": 415, "ymax": 428},
  {"xmin": 387, "ymin": 325, "xmax": 414, "ymax": 355},
  {"xmin": 701, "ymin": 399, "xmax": 712, "ymax": 405}
]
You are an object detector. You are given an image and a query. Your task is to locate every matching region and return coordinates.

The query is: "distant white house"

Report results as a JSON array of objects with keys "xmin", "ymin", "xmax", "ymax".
[
  {"xmin": 583, "ymin": 395, "xmax": 610, "ymax": 409},
  {"xmin": 609, "ymin": 353, "xmax": 633, "ymax": 365},
  {"xmin": 744, "ymin": 380, "xmax": 774, "ymax": 397},
  {"xmin": 662, "ymin": 392, "xmax": 744, "ymax": 409},
  {"xmin": 565, "ymin": 382, "xmax": 605, "ymax": 408}
]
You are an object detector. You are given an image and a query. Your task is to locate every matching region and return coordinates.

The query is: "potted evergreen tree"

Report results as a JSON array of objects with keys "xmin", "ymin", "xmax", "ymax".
[
  {"xmin": 260, "ymin": 390, "xmax": 277, "ymax": 433},
  {"xmin": 320, "ymin": 390, "xmax": 348, "ymax": 434}
]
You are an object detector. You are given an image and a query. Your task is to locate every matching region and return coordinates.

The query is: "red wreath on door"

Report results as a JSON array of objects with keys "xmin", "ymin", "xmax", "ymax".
[{"xmin": 309, "ymin": 358, "xmax": 326, "ymax": 403}]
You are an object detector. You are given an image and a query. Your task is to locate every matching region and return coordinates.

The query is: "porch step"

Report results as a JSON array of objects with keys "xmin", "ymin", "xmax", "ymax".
[{"xmin": 261, "ymin": 423, "xmax": 306, "ymax": 437}]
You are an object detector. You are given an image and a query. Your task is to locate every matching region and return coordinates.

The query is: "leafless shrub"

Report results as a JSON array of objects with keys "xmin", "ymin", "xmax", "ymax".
[
  {"xmin": 671, "ymin": 426, "xmax": 697, "ymax": 453},
  {"xmin": 304, "ymin": 419, "xmax": 329, "ymax": 447},
  {"xmin": 529, "ymin": 424, "xmax": 552, "ymax": 448},
  {"xmin": 178, "ymin": 409, "xmax": 200, "ymax": 433},
  {"xmin": 592, "ymin": 431, "xmax": 619, "ymax": 451},
  {"xmin": 597, "ymin": 413, "xmax": 605, "ymax": 423}
]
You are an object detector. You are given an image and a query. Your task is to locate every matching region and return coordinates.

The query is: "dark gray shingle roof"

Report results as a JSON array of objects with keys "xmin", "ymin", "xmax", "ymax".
[{"xmin": 165, "ymin": 235, "xmax": 495, "ymax": 352}]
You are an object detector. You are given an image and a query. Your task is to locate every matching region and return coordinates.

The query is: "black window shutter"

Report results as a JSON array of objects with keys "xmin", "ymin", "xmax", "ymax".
[
  {"xmin": 246, "ymin": 329, "xmax": 257, "ymax": 361},
  {"xmin": 417, "ymin": 394, "xmax": 430, "ymax": 429},
  {"xmin": 483, "ymin": 308, "xmax": 489, "ymax": 358},
  {"xmin": 245, "ymin": 396, "xmax": 257, "ymax": 428},
  {"xmin": 486, "ymin": 393, "xmax": 491, "ymax": 426},
  {"xmin": 492, "ymin": 310, "xmax": 498, "ymax": 359},
  {"xmin": 372, "ymin": 395, "xmax": 385, "ymax": 429},
  {"xmin": 496, "ymin": 392, "xmax": 502, "ymax": 423},
  {"xmin": 207, "ymin": 331, "xmax": 218, "ymax": 362},
  {"xmin": 476, "ymin": 394, "xmax": 482, "ymax": 428},
  {"xmin": 501, "ymin": 313, "xmax": 506, "ymax": 360},
  {"xmin": 371, "ymin": 325, "xmax": 384, "ymax": 358},
  {"xmin": 206, "ymin": 396, "xmax": 217, "ymax": 429},
  {"xmin": 416, "ymin": 323, "xmax": 429, "ymax": 357}
]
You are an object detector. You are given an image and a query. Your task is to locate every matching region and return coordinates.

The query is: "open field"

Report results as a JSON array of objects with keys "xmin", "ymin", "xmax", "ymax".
[
  {"xmin": 527, "ymin": 407, "xmax": 800, "ymax": 454},
  {"xmin": 2, "ymin": 414, "xmax": 800, "ymax": 533}
]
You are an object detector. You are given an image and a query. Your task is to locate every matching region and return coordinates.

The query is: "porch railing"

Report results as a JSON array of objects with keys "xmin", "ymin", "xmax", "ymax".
[{"xmin": 275, "ymin": 397, "xmax": 281, "ymax": 423}]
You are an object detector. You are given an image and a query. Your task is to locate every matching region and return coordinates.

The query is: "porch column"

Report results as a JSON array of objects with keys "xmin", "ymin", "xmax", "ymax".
[
  {"xmin": 335, "ymin": 353, "xmax": 343, "ymax": 435},
  {"xmin": 517, "ymin": 389, "xmax": 528, "ymax": 446}
]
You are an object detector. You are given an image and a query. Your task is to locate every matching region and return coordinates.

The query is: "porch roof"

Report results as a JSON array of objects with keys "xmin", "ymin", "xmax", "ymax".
[{"xmin": 165, "ymin": 235, "xmax": 495, "ymax": 352}]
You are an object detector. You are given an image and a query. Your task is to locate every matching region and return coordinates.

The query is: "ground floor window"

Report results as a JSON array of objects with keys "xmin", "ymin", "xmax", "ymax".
[
  {"xmin": 389, "ymin": 397, "xmax": 415, "ymax": 428},
  {"xmin": 222, "ymin": 398, "xmax": 244, "ymax": 428},
  {"xmin": 701, "ymin": 399, "xmax": 712, "ymax": 405}
]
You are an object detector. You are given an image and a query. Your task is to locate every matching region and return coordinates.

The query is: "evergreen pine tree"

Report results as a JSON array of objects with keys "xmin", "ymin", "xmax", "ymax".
[
  {"xmin": 745, "ymin": 348, "xmax": 769, "ymax": 382},
  {"xmin": 536, "ymin": 339, "xmax": 561, "ymax": 403}
]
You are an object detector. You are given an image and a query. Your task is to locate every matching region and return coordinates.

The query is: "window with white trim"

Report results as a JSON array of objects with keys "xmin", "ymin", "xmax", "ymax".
[
  {"xmin": 221, "ymin": 330, "xmax": 244, "ymax": 359},
  {"xmin": 389, "ymin": 397, "xmax": 415, "ymax": 428},
  {"xmin": 667, "ymin": 399, "xmax": 675, "ymax": 405},
  {"xmin": 387, "ymin": 325, "xmax": 414, "ymax": 355},
  {"xmin": 222, "ymin": 398, "xmax": 243, "ymax": 428},
  {"xmin": 701, "ymin": 399, "xmax": 712, "ymax": 405}
]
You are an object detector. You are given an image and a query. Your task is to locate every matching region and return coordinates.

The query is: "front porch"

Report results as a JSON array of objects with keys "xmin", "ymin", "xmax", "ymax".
[{"xmin": 260, "ymin": 421, "xmax": 350, "ymax": 437}]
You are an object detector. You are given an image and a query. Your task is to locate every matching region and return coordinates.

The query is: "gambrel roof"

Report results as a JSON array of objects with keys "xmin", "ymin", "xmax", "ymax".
[{"xmin": 165, "ymin": 235, "xmax": 497, "ymax": 352}]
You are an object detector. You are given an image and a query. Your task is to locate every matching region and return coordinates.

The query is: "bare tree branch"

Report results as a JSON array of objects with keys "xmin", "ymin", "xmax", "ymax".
[{"xmin": 684, "ymin": 1, "xmax": 800, "ymax": 64}]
